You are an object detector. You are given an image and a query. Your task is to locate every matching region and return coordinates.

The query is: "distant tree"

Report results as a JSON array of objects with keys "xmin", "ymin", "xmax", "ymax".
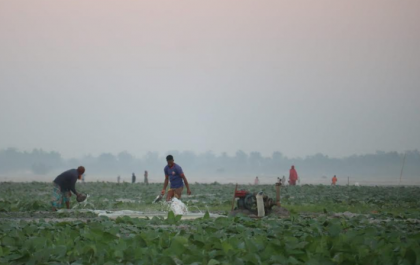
[
  {"xmin": 143, "ymin": 151, "xmax": 160, "ymax": 171},
  {"xmin": 98, "ymin": 153, "xmax": 118, "ymax": 173},
  {"xmin": 272, "ymin": 152, "xmax": 283, "ymax": 161},
  {"xmin": 177, "ymin": 151, "xmax": 196, "ymax": 169},
  {"xmin": 1, "ymin": 147, "xmax": 419, "ymax": 180},
  {"xmin": 249, "ymin": 151, "xmax": 263, "ymax": 169},
  {"xmin": 118, "ymin": 151, "xmax": 134, "ymax": 164}
]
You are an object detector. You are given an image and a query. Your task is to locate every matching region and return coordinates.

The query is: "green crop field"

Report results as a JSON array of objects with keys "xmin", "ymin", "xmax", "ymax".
[{"xmin": 1, "ymin": 182, "xmax": 420, "ymax": 264}]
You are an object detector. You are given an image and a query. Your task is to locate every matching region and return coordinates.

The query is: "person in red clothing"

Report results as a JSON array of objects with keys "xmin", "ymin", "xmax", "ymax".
[
  {"xmin": 332, "ymin": 175, "xmax": 338, "ymax": 186},
  {"xmin": 254, "ymin": 176, "xmax": 260, "ymax": 185},
  {"xmin": 289, "ymin": 165, "xmax": 299, "ymax": 186}
]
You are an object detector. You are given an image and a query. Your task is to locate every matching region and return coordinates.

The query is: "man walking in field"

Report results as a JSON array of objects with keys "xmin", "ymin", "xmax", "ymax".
[
  {"xmin": 289, "ymin": 165, "xmax": 299, "ymax": 186},
  {"xmin": 51, "ymin": 166, "xmax": 85, "ymax": 211},
  {"xmin": 161, "ymin": 155, "xmax": 191, "ymax": 201},
  {"xmin": 132, "ymin": 173, "xmax": 136, "ymax": 184}
]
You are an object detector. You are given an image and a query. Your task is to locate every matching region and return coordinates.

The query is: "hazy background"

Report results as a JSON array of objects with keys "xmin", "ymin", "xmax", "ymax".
[
  {"xmin": 1, "ymin": 0, "xmax": 419, "ymax": 184},
  {"xmin": 0, "ymin": 148, "xmax": 419, "ymax": 185}
]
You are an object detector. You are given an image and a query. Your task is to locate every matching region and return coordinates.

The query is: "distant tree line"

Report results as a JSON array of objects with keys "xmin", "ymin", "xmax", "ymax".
[{"xmin": 0, "ymin": 148, "xmax": 419, "ymax": 179}]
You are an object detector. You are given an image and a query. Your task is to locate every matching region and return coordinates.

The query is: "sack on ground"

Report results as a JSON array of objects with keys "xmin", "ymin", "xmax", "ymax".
[{"xmin": 170, "ymin": 198, "xmax": 188, "ymax": 215}]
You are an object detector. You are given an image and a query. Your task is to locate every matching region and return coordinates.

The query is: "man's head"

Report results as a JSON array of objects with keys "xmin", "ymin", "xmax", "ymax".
[
  {"xmin": 166, "ymin": 155, "xmax": 174, "ymax": 166},
  {"xmin": 77, "ymin": 166, "xmax": 85, "ymax": 179}
]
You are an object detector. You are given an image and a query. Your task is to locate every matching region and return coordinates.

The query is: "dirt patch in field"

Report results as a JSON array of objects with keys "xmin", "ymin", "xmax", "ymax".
[{"xmin": 229, "ymin": 206, "xmax": 290, "ymax": 218}]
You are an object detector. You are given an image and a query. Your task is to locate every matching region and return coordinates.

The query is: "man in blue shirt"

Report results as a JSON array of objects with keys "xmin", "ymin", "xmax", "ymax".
[{"xmin": 161, "ymin": 155, "xmax": 191, "ymax": 201}]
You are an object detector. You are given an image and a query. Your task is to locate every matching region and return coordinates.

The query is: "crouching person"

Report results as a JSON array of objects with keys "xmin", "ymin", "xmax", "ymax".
[{"xmin": 51, "ymin": 166, "xmax": 85, "ymax": 211}]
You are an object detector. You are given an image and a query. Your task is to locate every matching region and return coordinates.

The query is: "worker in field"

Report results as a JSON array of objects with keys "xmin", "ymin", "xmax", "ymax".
[
  {"xmin": 332, "ymin": 175, "xmax": 338, "ymax": 186},
  {"xmin": 117, "ymin": 175, "xmax": 121, "ymax": 184},
  {"xmin": 289, "ymin": 165, "xmax": 299, "ymax": 186},
  {"xmin": 254, "ymin": 176, "xmax": 260, "ymax": 185},
  {"xmin": 144, "ymin": 170, "xmax": 149, "ymax": 185},
  {"xmin": 132, "ymin": 173, "xmax": 136, "ymax": 184},
  {"xmin": 161, "ymin": 155, "xmax": 191, "ymax": 201},
  {"xmin": 51, "ymin": 166, "xmax": 85, "ymax": 211},
  {"xmin": 281, "ymin": 176, "xmax": 286, "ymax": 186}
]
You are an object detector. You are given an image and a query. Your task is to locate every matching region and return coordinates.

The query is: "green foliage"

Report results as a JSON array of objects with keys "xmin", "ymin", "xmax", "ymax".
[
  {"xmin": 1, "ymin": 183, "xmax": 420, "ymax": 264},
  {"xmin": 0, "ymin": 214, "xmax": 419, "ymax": 264},
  {"xmin": 2, "ymin": 182, "xmax": 420, "ymax": 216}
]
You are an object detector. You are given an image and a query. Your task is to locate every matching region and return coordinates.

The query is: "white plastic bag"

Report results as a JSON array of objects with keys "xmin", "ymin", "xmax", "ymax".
[
  {"xmin": 256, "ymin": 192, "xmax": 265, "ymax": 217},
  {"xmin": 170, "ymin": 198, "xmax": 188, "ymax": 215}
]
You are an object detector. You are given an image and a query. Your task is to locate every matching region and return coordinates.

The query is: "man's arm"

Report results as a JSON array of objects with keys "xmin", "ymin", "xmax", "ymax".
[
  {"xmin": 70, "ymin": 178, "xmax": 78, "ymax": 196},
  {"xmin": 181, "ymin": 174, "xmax": 191, "ymax": 195},
  {"xmin": 162, "ymin": 175, "xmax": 169, "ymax": 195}
]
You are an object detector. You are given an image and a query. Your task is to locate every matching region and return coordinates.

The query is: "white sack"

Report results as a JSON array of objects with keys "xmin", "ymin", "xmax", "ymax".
[{"xmin": 170, "ymin": 198, "xmax": 188, "ymax": 215}]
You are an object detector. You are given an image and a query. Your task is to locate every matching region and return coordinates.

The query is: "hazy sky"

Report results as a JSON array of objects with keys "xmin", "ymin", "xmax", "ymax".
[{"xmin": 1, "ymin": 0, "xmax": 419, "ymax": 159}]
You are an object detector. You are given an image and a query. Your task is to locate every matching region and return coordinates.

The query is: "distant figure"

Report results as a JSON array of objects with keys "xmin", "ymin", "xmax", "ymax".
[
  {"xmin": 332, "ymin": 175, "xmax": 338, "ymax": 186},
  {"xmin": 144, "ymin": 170, "xmax": 149, "ymax": 185},
  {"xmin": 117, "ymin": 175, "xmax": 121, "ymax": 184},
  {"xmin": 132, "ymin": 173, "xmax": 136, "ymax": 184},
  {"xmin": 51, "ymin": 166, "xmax": 85, "ymax": 211},
  {"xmin": 289, "ymin": 166, "xmax": 299, "ymax": 186},
  {"xmin": 281, "ymin": 176, "xmax": 286, "ymax": 186},
  {"xmin": 277, "ymin": 177, "xmax": 281, "ymax": 184},
  {"xmin": 254, "ymin": 176, "xmax": 260, "ymax": 185}
]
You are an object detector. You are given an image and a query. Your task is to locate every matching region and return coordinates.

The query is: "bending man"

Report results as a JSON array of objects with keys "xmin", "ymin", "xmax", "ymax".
[
  {"xmin": 161, "ymin": 155, "xmax": 191, "ymax": 201},
  {"xmin": 51, "ymin": 166, "xmax": 85, "ymax": 211}
]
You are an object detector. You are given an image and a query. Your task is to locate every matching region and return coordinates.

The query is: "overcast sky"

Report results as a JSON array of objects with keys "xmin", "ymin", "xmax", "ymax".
[{"xmin": 0, "ymin": 0, "xmax": 419, "ymax": 159}]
